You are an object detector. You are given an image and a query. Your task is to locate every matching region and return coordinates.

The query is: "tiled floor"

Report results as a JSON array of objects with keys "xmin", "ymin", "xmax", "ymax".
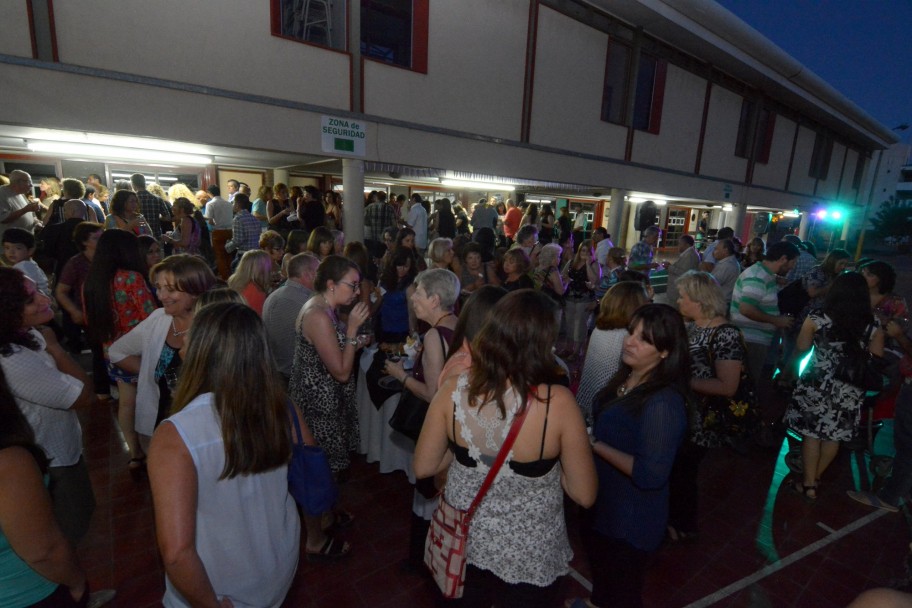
[{"xmin": 74, "ymin": 384, "xmax": 912, "ymax": 608}]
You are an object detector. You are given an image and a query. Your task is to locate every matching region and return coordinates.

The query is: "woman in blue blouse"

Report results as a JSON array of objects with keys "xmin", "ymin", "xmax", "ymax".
[{"xmin": 575, "ymin": 303, "xmax": 690, "ymax": 608}]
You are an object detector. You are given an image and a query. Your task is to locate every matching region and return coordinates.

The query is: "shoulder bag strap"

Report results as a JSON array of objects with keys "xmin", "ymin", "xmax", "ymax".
[
  {"xmin": 464, "ymin": 396, "xmax": 530, "ymax": 523},
  {"xmin": 287, "ymin": 401, "xmax": 304, "ymax": 445}
]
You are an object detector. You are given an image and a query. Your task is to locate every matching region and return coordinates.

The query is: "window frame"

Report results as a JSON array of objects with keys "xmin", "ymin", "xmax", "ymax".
[
  {"xmin": 360, "ymin": 0, "xmax": 429, "ymax": 74},
  {"xmin": 269, "ymin": 0, "xmax": 351, "ymax": 55},
  {"xmin": 809, "ymin": 132, "xmax": 834, "ymax": 180},
  {"xmin": 735, "ymin": 99, "xmax": 776, "ymax": 164},
  {"xmin": 600, "ymin": 40, "xmax": 666, "ymax": 134}
]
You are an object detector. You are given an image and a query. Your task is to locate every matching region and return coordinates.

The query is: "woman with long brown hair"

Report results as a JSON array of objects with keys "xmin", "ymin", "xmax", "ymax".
[
  {"xmin": 149, "ymin": 302, "xmax": 300, "ymax": 607},
  {"xmin": 415, "ymin": 289, "xmax": 596, "ymax": 606}
]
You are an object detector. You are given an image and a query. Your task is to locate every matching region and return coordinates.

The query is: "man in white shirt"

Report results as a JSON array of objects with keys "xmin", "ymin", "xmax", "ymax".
[
  {"xmin": 226, "ymin": 179, "xmax": 239, "ymax": 202},
  {"xmin": 593, "ymin": 227, "xmax": 615, "ymax": 268},
  {"xmin": 404, "ymin": 194, "xmax": 428, "ymax": 255},
  {"xmin": 203, "ymin": 184, "xmax": 234, "ymax": 280},
  {"xmin": 0, "ymin": 170, "xmax": 41, "ymax": 240}
]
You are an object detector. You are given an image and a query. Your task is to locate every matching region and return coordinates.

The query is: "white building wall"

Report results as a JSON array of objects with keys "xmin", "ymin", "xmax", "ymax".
[
  {"xmin": 698, "ymin": 85, "xmax": 748, "ymax": 181},
  {"xmin": 630, "ymin": 64, "xmax": 705, "ymax": 172},
  {"xmin": 0, "ymin": 3, "xmax": 32, "ymax": 57},
  {"xmin": 363, "ymin": 0, "xmax": 527, "ymax": 141},
  {"xmin": 789, "ymin": 126, "xmax": 818, "ymax": 195},
  {"xmin": 52, "ymin": 0, "xmax": 351, "ymax": 110},
  {"xmin": 528, "ymin": 6, "xmax": 626, "ymax": 158},
  {"xmin": 840, "ymin": 148, "xmax": 862, "ymax": 203},
  {"xmin": 751, "ymin": 115, "xmax": 796, "ymax": 191},
  {"xmin": 816, "ymin": 142, "xmax": 846, "ymax": 200}
]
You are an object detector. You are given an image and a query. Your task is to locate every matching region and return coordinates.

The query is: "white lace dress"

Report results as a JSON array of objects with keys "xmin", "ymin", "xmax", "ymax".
[{"xmin": 444, "ymin": 374, "xmax": 571, "ymax": 587}]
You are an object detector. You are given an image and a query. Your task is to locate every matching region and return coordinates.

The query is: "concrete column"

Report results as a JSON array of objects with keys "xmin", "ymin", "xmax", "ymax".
[
  {"xmin": 342, "ymin": 159, "xmax": 365, "ymax": 243},
  {"xmin": 607, "ymin": 188, "xmax": 627, "ymax": 246},
  {"xmin": 729, "ymin": 203, "xmax": 747, "ymax": 239},
  {"xmin": 273, "ymin": 169, "xmax": 289, "ymax": 186},
  {"xmin": 798, "ymin": 212, "xmax": 810, "ymax": 241},
  {"xmin": 625, "ymin": 200, "xmax": 640, "ymax": 251}
]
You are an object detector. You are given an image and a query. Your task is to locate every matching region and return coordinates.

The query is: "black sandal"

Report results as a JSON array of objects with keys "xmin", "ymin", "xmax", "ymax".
[
  {"xmin": 306, "ymin": 536, "xmax": 351, "ymax": 563},
  {"xmin": 322, "ymin": 509, "xmax": 355, "ymax": 533}
]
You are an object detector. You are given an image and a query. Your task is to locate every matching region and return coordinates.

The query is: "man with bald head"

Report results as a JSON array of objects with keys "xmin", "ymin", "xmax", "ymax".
[
  {"xmin": 0, "ymin": 170, "xmax": 41, "ymax": 239},
  {"xmin": 262, "ymin": 252, "xmax": 319, "ymax": 383}
]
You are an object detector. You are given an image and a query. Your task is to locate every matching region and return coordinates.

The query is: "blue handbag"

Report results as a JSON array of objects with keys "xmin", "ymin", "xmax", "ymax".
[{"xmin": 287, "ymin": 402, "xmax": 338, "ymax": 516}]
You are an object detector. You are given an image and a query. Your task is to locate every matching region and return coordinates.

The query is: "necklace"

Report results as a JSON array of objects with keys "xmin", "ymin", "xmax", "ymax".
[
  {"xmin": 170, "ymin": 317, "xmax": 189, "ymax": 337},
  {"xmin": 433, "ymin": 312, "xmax": 453, "ymax": 327},
  {"xmin": 617, "ymin": 374, "xmax": 643, "ymax": 397}
]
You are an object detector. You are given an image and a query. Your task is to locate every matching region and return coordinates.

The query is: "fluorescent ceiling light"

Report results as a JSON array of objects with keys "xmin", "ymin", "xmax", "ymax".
[
  {"xmin": 32, "ymin": 131, "xmax": 212, "ymax": 155},
  {"xmin": 111, "ymin": 173, "xmax": 179, "ymax": 182},
  {"xmin": 27, "ymin": 141, "xmax": 212, "ymax": 165},
  {"xmin": 628, "ymin": 197, "xmax": 645, "ymax": 203},
  {"xmin": 783, "ymin": 211, "xmax": 801, "ymax": 218},
  {"xmin": 440, "ymin": 179, "xmax": 515, "ymax": 191},
  {"xmin": 654, "ymin": 200, "xmax": 667, "ymax": 206},
  {"xmin": 723, "ymin": 204, "xmax": 734, "ymax": 211}
]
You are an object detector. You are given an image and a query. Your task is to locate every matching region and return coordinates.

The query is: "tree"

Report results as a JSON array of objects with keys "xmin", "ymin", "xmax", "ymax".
[{"xmin": 870, "ymin": 196, "xmax": 912, "ymax": 239}]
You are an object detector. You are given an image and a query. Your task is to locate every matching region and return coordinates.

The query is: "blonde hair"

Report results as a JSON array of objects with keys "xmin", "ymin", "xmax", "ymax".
[
  {"xmin": 228, "ymin": 249, "xmax": 273, "ymax": 295},
  {"xmin": 171, "ymin": 302, "xmax": 290, "ymax": 478},
  {"xmin": 168, "ymin": 183, "xmax": 198, "ymax": 208},
  {"xmin": 596, "ymin": 281, "xmax": 649, "ymax": 330},
  {"xmin": 147, "ymin": 182, "xmax": 168, "ymax": 201},
  {"xmin": 573, "ymin": 239, "xmax": 594, "ymax": 265},
  {"xmin": 676, "ymin": 271, "xmax": 727, "ymax": 319}
]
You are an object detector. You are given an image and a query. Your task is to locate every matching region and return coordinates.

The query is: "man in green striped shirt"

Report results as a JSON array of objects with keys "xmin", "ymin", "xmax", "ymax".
[{"xmin": 730, "ymin": 240, "xmax": 800, "ymax": 387}]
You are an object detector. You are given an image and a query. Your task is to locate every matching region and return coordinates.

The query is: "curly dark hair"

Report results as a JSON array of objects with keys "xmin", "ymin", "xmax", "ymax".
[{"xmin": 0, "ymin": 267, "xmax": 40, "ymax": 356}]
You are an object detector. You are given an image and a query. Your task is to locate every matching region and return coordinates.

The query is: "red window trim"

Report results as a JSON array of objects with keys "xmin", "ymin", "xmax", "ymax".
[
  {"xmin": 268, "ymin": 0, "xmax": 352, "ymax": 58},
  {"xmin": 646, "ymin": 58, "xmax": 666, "ymax": 134},
  {"xmin": 25, "ymin": 0, "xmax": 59, "ymax": 62},
  {"xmin": 362, "ymin": 0, "xmax": 429, "ymax": 74}
]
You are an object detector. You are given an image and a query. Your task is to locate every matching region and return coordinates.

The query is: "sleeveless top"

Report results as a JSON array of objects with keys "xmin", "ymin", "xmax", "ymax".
[
  {"xmin": 0, "ymin": 468, "xmax": 57, "ymax": 607},
  {"xmin": 413, "ymin": 326, "xmax": 456, "ymax": 384},
  {"xmin": 163, "ymin": 393, "xmax": 300, "ymax": 608},
  {"xmin": 444, "ymin": 374, "xmax": 570, "ymax": 586},
  {"xmin": 565, "ymin": 263, "xmax": 595, "ymax": 301},
  {"xmin": 172, "ymin": 218, "xmax": 201, "ymax": 255}
]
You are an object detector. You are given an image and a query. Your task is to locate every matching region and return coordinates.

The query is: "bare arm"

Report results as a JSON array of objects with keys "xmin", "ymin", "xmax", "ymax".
[
  {"xmin": 149, "ymin": 423, "xmax": 223, "ymax": 608},
  {"xmin": 299, "ymin": 302, "xmax": 369, "ymax": 382},
  {"xmin": 691, "ymin": 359, "xmax": 742, "ymax": 397},
  {"xmin": 2, "ymin": 200, "xmax": 41, "ymax": 224},
  {"xmin": 386, "ymin": 327, "xmax": 446, "ymax": 402},
  {"xmin": 414, "ymin": 376, "xmax": 457, "ymax": 479},
  {"xmin": 869, "ymin": 328, "xmax": 885, "ymax": 358},
  {"xmin": 54, "ymin": 282, "xmax": 84, "ymax": 325},
  {"xmin": 592, "ymin": 440, "xmax": 634, "ymax": 476},
  {"xmin": 553, "ymin": 389, "xmax": 597, "ymax": 507},
  {"xmin": 738, "ymin": 302, "xmax": 792, "ymax": 329},
  {"xmin": 0, "ymin": 447, "xmax": 87, "ymax": 603}
]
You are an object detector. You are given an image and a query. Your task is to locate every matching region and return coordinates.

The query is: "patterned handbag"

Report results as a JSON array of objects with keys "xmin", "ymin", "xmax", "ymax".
[
  {"xmin": 703, "ymin": 325, "xmax": 760, "ymax": 438},
  {"xmin": 424, "ymin": 401, "xmax": 529, "ymax": 599}
]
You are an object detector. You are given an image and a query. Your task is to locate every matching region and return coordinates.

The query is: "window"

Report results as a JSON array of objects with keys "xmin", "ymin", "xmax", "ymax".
[
  {"xmin": 809, "ymin": 132, "xmax": 834, "ymax": 180},
  {"xmin": 601, "ymin": 41, "xmax": 665, "ymax": 133},
  {"xmin": 361, "ymin": 0, "xmax": 429, "ymax": 72},
  {"xmin": 852, "ymin": 153, "xmax": 867, "ymax": 190},
  {"xmin": 271, "ymin": 0, "xmax": 347, "ymax": 51},
  {"xmin": 735, "ymin": 99, "xmax": 776, "ymax": 164}
]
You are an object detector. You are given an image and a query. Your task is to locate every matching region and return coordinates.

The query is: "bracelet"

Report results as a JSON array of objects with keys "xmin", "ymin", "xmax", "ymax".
[{"xmin": 346, "ymin": 336, "xmax": 358, "ymax": 347}]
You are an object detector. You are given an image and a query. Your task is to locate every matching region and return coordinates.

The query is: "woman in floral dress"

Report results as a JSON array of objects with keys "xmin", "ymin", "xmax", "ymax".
[
  {"xmin": 784, "ymin": 272, "xmax": 884, "ymax": 500},
  {"xmin": 83, "ymin": 230, "xmax": 157, "ymax": 477}
]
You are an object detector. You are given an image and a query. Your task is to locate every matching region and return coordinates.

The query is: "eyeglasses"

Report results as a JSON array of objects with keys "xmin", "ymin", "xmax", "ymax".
[{"xmin": 338, "ymin": 280, "xmax": 361, "ymax": 291}]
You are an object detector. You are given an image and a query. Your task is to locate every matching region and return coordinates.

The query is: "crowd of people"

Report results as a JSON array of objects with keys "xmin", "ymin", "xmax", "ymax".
[{"xmin": 1, "ymin": 167, "xmax": 911, "ymax": 607}]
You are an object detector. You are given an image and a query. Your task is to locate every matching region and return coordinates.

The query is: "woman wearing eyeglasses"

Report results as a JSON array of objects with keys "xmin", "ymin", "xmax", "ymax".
[{"xmin": 288, "ymin": 255, "xmax": 370, "ymax": 560}]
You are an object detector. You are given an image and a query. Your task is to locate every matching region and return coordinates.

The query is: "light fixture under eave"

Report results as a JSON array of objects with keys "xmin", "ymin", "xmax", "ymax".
[
  {"xmin": 654, "ymin": 200, "xmax": 667, "ymax": 206},
  {"xmin": 439, "ymin": 179, "xmax": 515, "ymax": 191},
  {"xmin": 26, "ymin": 142, "xmax": 212, "ymax": 165},
  {"xmin": 723, "ymin": 204, "xmax": 734, "ymax": 212}
]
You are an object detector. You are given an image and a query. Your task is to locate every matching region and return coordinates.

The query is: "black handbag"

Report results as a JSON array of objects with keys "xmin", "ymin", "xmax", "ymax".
[
  {"xmin": 778, "ymin": 278, "xmax": 810, "ymax": 317},
  {"xmin": 834, "ymin": 325, "xmax": 885, "ymax": 393},
  {"xmin": 389, "ymin": 330, "xmax": 448, "ymax": 442}
]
